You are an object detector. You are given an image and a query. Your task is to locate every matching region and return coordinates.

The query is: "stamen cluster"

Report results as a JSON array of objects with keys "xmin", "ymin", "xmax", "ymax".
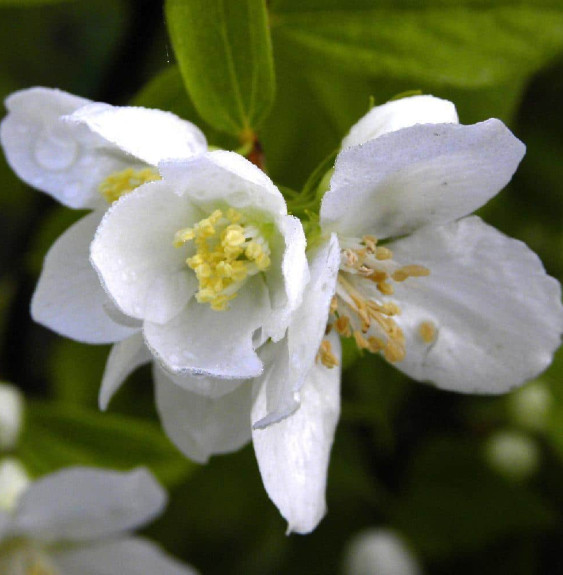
[
  {"xmin": 99, "ymin": 167, "xmax": 160, "ymax": 204},
  {"xmin": 326, "ymin": 235, "xmax": 430, "ymax": 365},
  {"xmin": 174, "ymin": 208, "xmax": 272, "ymax": 311}
]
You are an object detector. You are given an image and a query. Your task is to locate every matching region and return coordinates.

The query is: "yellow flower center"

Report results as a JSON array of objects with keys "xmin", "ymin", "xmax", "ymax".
[
  {"xmin": 0, "ymin": 539, "xmax": 60, "ymax": 575},
  {"xmin": 99, "ymin": 167, "xmax": 160, "ymax": 204},
  {"xmin": 322, "ymin": 234, "xmax": 432, "ymax": 366},
  {"xmin": 174, "ymin": 208, "xmax": 272, "ymax": 311}
]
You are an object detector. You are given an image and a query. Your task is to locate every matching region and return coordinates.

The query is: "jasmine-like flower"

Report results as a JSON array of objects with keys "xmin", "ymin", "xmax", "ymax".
[
  {"xmin": 0, "ymin": 87, "xmax": 207, "ymax": 343},
  {"xmin": 0, "ymin": 466, "xmax": 198, "ymax": 575},
  {"xmin": 315, "ymin": 95, "xmax": 563, "ymax": 393},
  {"xmin": 90, "ymin": 150, "xmax": 308, "ymax": 378}
]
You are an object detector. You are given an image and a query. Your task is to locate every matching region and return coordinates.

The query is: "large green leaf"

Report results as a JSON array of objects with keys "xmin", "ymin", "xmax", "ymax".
[
  {"xmin": 271, "ymin": 1, "xmax": 563, "ymax": 88},
  {"xmin": 165, "ymin": 0, "xmax": 275, "ymax": 136},
  {"xmin": 18, "ymin": 402, "xmax": 195, "ymax": 487}
]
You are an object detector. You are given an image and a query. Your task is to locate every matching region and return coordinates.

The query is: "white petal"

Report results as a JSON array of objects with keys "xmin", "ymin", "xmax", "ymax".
[
  {"xmin": 91, "ymin": 181, "xmax": 198, "ymax": 322},
  {"xmin": 12, "ymin": 467, "xmax": 165, "ymax": 543},
  {"xmin": 66, "ymin": 103, "xmax": 207, "ymax": 166},
  {"xmin": 253, "ymin": 235, "xmax": 341, "ymax": 429},
  {"xmin": 342, "ymin": 94, "xmax": 458, "ymax": 148},
  {"xmin": 144, "ymin": 276, "xmax": 269, "ymax": 378},
  {"xmin": 155, "ymin": 366, "xmax": 252, "ymax": 464},
  {"xmin": 53, "ymin": 537, "xmax": 199, "ymax": 575},
  {"xmin": 251, "ymin": 332, "xmax": 341, "ymax": 534},
  {"xmin": 261, "ymin": 215, "xmax": 309, "ymax": 342},
  {"xmin": 387, "ymin": 216, "xmax": 563, "ymax": 393},
  {"xmin": 322, "ymin": 119, "xmax": 526, "ymax": 239},
  {"xmin": 159, "ymin": 151, "xmax": 287, "ymax": 217},
  {"xmin": 0, "ymin": 458, "xmax": 30, "ymax": 513},
  {"xmin": 161, "ymin": 369, "xmax": 246, "ymax": 399},
  {"xmin": 31, "ymin": 212, "xmax": 139, "ymax": 343},
  {"xmin": 1, "ymin": 87, "xmax": 126, "ymax": 210},
  {"xmin": 99, "ymin": 334, "xmax": 152, "ymax": 410}
]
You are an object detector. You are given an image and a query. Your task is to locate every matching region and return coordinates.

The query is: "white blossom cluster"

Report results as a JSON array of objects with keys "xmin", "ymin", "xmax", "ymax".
[{"xmin": 1, "ymin": 87, "xmax": 562, "ymax": 537}]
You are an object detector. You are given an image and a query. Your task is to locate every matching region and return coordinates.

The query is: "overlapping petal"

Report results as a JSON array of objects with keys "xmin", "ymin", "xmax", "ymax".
[
  {"xmin": 99, "ymin": 334, "xmax": 152, "ymax": 410},
  {"xmin": 323, "ymin": 119, "xmax": 526, "ymax": 239},
  {"xmin": 144, "ymin": 278, "xmax": 269, "ymax": 378},
  {"xmin": 342, "ymin": 94, "xmax": 458, "ymax": 149},
  {"xmin": 155, "ymin": 367, "xmax": 252, "ymax": 464},
  {"xmin": 53, "ymin": 537, "xmax": 198, "ymax": 575},
  {"xmin": 12, "ymin": 467, "xmax": 165, "ymax": 543},
  {"xmin": 91, "ymin": 182, "xmax": 198, "ymax": 323},
  {"xmin": 385, "ymin": 216, "xmax": 563, "ymax": 393},
  {"xmin": 66, "ymin": 103, "xmax": 207, "ymax": 166},
  {"xmin": 31, "ymin": 212, "xmax": 139, "ymax": 344},
  {"xmin": 251, "ymin": 333, "xmax": 341, "ymax": 534},
  {"xmin": 253, "ymin": 234, "xmax": 341, "ymax": 429}
]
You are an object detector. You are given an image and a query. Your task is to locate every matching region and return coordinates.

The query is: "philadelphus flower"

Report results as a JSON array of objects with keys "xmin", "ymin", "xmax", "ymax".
[
  {"xmin": 0, "ymin": 87, "xmax": 207, "ymax": 343},
  {"xmin": 90, "ymin": 150, "xmax": 308, "ymax": 378},
  {"xmin": 312, "ymin": 95, "xmax": 563, "ymax": 394},
  {"xmin": 0, "ymin": 466, "xmax": 198, "ymax": 575}
]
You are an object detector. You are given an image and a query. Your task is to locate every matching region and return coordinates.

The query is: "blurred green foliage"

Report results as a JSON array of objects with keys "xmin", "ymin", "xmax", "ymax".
[{"xmin": 0, "ymin": 0, "xmax": 562, "ymax": 574}]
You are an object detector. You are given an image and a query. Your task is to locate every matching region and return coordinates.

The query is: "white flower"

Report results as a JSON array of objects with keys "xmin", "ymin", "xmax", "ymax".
[
  {"xmin": 0, "ymin": 466, "xmax": 198, "ymax": 575},
  {"xmin": 343, "ymin": 528, "xmax": 422, "ymax": 575},
  {"xmin": 97, "ymin": 234, "xmax": 337, "ymax": 535},
  {"xmin": 90, "ymin": 150, "xmax": 308, "ymax": 378},
  {"xmin": 315, "ymin": 94, "xmax": 563, "ymax": 394},
  {"xmin": 0, "ymin": 87, "xmax": 207, "ymax": 343},
  {"xmin": 0, "ymin": 384, "xmax": 23, "ymax": 451}
]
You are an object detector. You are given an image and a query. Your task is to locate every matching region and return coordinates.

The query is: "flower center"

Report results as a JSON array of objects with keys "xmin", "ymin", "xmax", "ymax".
[
  {"xmin": 0, "ymin": 539, "xmax": 60, "ymax": 575},
  {"xmin": 174, "ymin": 208, "xmax": 272, "ymax": 311},
  {"xmin": 329, "ymin": 235, "xmax": 430, "ymax": 363},
  {"xmin": 98, "ymin": 167, "xmax": 160, "ymax": 204}
]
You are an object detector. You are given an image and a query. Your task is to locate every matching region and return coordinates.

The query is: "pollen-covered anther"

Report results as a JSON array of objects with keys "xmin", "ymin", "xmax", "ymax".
[
  {"xmin": 174, "ymin": 208, "xmax": 271, "ymax": 311},
  {"xmin": 317, "ymin": 339, "xmax": 339, "ymax": 369},
  {"xmin": 392, "ymin": 265, "xmax": 431, "ymax": 282},
  {"xmin": 419, "ymin": 320, "xmax": 437, "ymax": 344},
  {"xmin": 99, "ymin": 167, "xmax": 160, "ymax": 204},
  {"xmin": 362, "ymin": 234, "xmax": 378, "ymax": 253},
  {"xmin": 375, "ymin": 246, "xmax": 393, "ymax": 260},
  {"xmin": 334, "ymin": 315, "xmax": 351, "ymax": 337}
]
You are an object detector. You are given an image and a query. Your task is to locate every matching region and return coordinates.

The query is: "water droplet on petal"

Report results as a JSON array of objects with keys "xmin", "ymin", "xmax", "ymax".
[{"xmin": 34, "ymin": 133, "xmax": 77, "ymax": 171}]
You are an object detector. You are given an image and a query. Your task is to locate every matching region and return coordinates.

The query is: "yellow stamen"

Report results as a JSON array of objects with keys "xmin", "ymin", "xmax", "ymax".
[
  {"xmin": 99, "ymin": 167, "xmax": 160, "ymax": 204},
  {"xmin": 418, "ymin": 321, "xmax": 437, "ymax": 344},
  {"xmin": 392, "ymin": 265, "xmax": 431, "ymax": 282},
  {"xmin": 316, "ymin": 339, "xmax": 339, "ymax": 368},
  {"xmin": 175, "ymin": 208, "xmax": 271, "ymax": 311},
  {"xmin": 375, "ymin": 246, "xmax": 393, "ymax": 260}
]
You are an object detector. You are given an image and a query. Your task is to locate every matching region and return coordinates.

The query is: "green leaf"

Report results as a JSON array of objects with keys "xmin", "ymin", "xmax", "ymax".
[
  {"xmin": 271, "ymin": 1, "xmax": 563, "ymax": 89},
  {"xmin": 18, "ymin": 402, "xmax": 195, "ymax": 487},
  {"xmin": 165, "ymin": 0, "xmax": 275, "ymax": 136}
]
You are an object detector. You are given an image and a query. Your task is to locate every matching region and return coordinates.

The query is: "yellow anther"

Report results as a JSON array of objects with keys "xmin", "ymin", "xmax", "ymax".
[
  {"xmin": 392, "ymin": 265, "xmax": 431, "ymax": 282},
  {"xmin": 377, "ymin": 281, "xmax": 395, "ymax": 295},
  {"xmin": 330, "ymin": 296, "xmax": 338, "ymax": 314},
  {"xmin": 99, "ymin": 167, "xmax": 160, "ymax": 204},
  {"xmin": 384, "ymin": 341, "xmax": 406, "ymax": 363},
  {"xmin": 362, "ymin": 235, "xmax": 378, "ymax": 252},
  {"xmin": 173, "ymin": 227, "xmax": 195, "ymax": 247},
  {"xmin": 375, "ymin": 246, "xmax": 393, "ymax": 260},
  {"xmin": 175, "ymin": 207, "xmax": 271, "ymax": 310},
  {"xmin": 353, "ymin": 330, "xmax": 371, "ymax": 350},
  {"xmin": 335, "ymin": 315, "xmax": 351, "ymax": 337},
  {"xmin": 419, "ymin": 321, "xmax": 437, "ymax": 344},
  {"xmin": 316, "ymin": 339, "xmax": 339, "ymax": 369}
]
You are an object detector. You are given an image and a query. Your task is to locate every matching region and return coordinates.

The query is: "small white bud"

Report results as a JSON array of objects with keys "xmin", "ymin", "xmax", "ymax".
[{"xmin": 0, "ymin": 383, "xmax": 24, "ymax": 451}]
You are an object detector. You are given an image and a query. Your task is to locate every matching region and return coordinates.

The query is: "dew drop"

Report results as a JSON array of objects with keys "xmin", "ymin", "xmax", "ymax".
[{"xmin": 34, "ymin": 132, "xmax": 77, "ymax": 171}]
